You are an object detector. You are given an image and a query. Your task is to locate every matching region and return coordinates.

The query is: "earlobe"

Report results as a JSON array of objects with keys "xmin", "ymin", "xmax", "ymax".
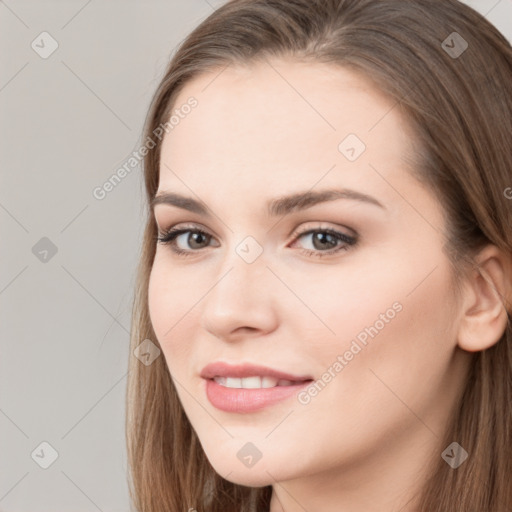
[{"xmin": 456, "ymin": 245, "xmax": 511, "ymax": 353}]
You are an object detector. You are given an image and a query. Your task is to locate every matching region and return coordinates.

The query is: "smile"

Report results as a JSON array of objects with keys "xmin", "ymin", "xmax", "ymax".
[{"xmin": 213, "ymin": 376, "xmax": 299, "ymax": 388}]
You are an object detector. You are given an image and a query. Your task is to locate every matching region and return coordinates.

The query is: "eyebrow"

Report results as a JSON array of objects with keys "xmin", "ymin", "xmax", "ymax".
[{"xmin": 151, "ymin": 188, "xmax": 385, "ymax": 217}]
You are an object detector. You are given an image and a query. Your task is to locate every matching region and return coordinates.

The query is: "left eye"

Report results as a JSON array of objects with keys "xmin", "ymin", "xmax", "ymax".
[{"xmin": 292, "ymin": 229, "xmax": 356, "ymax": 254}]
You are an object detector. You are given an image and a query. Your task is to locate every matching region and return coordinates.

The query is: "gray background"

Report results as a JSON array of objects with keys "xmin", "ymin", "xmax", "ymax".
[{"xmin": 0, "ymin": 1, "xmax": 510, "ymax": 510}]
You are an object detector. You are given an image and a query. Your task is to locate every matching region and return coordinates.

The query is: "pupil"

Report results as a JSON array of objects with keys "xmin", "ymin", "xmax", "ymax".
[
  {"xmin": 313, "ymin": 232, "xmax": 336, "ymax": 250},
  {"xmin": 190, "ymin": 232, "xmax": 207, "ymax": 249}
]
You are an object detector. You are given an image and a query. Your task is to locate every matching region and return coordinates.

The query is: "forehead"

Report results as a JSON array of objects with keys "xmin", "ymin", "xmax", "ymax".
[{"xmin": 158, "ymin": 59, "xmax": 416, "ymax": 204}]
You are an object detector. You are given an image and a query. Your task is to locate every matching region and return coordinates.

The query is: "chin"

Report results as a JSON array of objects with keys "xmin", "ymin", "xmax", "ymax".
[
  {"xmin": 218, "ymin": 467, "xmax": 276, "ymax": 488},
  {"xmin": 201, "ymin": 448, "xmax": 282, "ymax": 487}
]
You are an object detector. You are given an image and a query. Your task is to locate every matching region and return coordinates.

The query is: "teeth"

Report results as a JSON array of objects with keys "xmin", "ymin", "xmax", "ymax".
[
  {"xmin": 213, "ymin": 376, "xmax": 297, "ymax": 389},
  {"xmin": 262, "ymin": 376, "xmax": 278, "ymax": 388},
  {"xmin": 241, "ymin": 376, "xmax": 263, "ymax": 389}
]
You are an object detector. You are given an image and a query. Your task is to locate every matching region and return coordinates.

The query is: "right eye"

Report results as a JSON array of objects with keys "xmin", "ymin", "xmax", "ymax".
[{"xmin": 156, "ymin": 225, "xmax": 219, "ymax": 256}]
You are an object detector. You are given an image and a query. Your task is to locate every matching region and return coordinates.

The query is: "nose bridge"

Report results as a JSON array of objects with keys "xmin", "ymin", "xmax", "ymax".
[
  {"xmin": 207, "ymin": 237, "xmax": 268, "ymax": 306},
  {"xmin": 200, "ymin": 236, "xmax": 277, "ymax": 337}
]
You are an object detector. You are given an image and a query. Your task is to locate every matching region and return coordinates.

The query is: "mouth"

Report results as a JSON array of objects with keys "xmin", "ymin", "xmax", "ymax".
[
  {"xmin": 212, "ymin": 375, "xmax": 310, "ymax": 388},
  {"xmin": 200, "ymin": 361, "xmax": 313, "ymax": 382},
  {"xmin": 200, "ymin": 362, "xmax": 314, "ymax": 413}
]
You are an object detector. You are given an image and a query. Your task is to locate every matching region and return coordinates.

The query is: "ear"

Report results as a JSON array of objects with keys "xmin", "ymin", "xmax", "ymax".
[{"xmin": 457, "ymin": 244, "xmax": 512, "ymax": 353}]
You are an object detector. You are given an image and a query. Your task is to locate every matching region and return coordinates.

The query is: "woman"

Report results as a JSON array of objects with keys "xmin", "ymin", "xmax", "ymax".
[{"xmin": 125, "ymin": 1, "xmax": 512, "ymax": 510}]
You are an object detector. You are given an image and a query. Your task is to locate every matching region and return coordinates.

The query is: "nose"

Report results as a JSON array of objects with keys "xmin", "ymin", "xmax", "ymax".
[{"xmin": 200, "ymin": 249, "xmax": 279, "ymax": 342}]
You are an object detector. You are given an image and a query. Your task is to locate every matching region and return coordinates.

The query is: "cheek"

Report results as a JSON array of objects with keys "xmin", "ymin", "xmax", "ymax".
[
  {"xmin": 147, "ymin": 258, "xmax": 169, "ymax": 338},
  {"xmin": 147, "ymin": 257, "xmax": 198, "ymax": 366},
  {"xmin": 293, "ymin": 251, "xmax": 457, "ymax": 396},
  {"xmin": 279, "ymin": 257, "xmax": 406, "ymax": 356},
  {"xmin": 308, "ymin": 263, "xmax": 457, "ymax": 421}
]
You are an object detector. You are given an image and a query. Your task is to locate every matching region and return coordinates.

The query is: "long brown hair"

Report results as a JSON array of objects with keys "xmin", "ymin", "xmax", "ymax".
[{"xmin": 125, "ymin": 1, "xmax": 512, "ymax": 510}]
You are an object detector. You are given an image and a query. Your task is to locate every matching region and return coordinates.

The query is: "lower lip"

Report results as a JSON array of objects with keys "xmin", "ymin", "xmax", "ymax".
[{"xmin": 204, "ymin": 378, "xmax": 311, "ymax": 413}]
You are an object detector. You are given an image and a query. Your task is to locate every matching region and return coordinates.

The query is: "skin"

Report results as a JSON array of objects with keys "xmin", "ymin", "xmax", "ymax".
[{"xmin": 147, "ymin": 59, "xmax": 509, "ymax": 511}]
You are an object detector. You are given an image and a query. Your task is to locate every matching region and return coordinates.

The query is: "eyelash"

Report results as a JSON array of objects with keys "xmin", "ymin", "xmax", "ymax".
[{"xmin": 155, "ymin": 223, "xmax": 358, "ymax": 259}]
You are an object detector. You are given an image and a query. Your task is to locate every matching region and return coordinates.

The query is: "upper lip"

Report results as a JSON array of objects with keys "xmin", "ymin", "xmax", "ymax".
[{"xmin": 200, "ymin": 362, "xmax": 313, "ymax": 382}]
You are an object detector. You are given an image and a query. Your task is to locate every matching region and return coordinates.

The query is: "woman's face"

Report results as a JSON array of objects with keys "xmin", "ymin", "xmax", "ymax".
[{"xmin": 148, "ymin": 59, "xmax": 472, "ymax": 500}]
